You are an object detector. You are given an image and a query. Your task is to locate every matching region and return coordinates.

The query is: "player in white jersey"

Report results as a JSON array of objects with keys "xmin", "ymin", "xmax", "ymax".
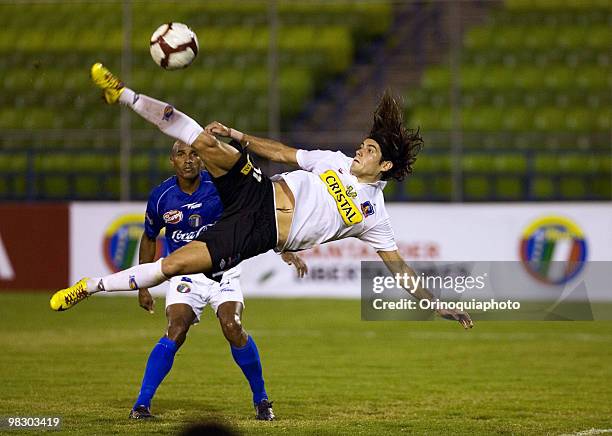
[{"xmin": 51, "ymin": 63, "xmax": 472, "ymax": 329}]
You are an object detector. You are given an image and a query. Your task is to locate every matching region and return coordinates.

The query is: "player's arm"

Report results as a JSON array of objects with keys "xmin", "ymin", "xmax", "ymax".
[
  {"xmin": 280, "ymin": 251, "xmax": 308, "ymax": 278},
  {"xmin": 138, "ymin": 232, "xmax": 157, "ymax": 313},
  {"xmin": 204, "ymin": 121, "xmax": 299, "ymax": 165},
  {"xmin": 377, "ymin": 249, "xmax": 473, "ymax": 329}
]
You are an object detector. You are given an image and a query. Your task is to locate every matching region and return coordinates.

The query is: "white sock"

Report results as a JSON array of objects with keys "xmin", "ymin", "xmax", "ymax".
[
  {"xmin": 119, "ymin": 88, "xmax": 203, "ymax": 145},
  {"xmin": 88, "ymin": 258, "xmax": 167, "ymax": 293}
]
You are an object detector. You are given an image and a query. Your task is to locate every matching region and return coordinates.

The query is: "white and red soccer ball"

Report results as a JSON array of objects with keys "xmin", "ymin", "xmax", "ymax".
[{"xmin": 150, "ymin": 22, "xmax": 199, "ymax": 70}]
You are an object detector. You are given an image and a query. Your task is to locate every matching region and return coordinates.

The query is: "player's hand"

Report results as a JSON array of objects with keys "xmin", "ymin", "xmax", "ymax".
[
  {"xmin": 138, "ymin": 288, "xmax": 155, "ymax": 314},
  {"xmin": 436, "ymin": 308, "xmax": 473, "ymax": 329},
  {"xmin": 281, "ymin": 252, "xmax": 308, "ymax": 278},
  {"xmin": 204, "ymin": 121, "xmax": 231, "ymax": 138}
]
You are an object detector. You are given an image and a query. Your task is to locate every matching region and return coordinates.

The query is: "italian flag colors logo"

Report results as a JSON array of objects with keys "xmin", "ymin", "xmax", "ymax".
[
  {"xmin": 520, "ymin": 216, "xmax": 587, "ymax": 285},
  {"xmin": 103, "ymin": 214, "xmax": 166, "ymax": 273}
]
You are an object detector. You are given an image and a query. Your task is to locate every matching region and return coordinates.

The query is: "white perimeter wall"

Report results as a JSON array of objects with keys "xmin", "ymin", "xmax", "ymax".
[{"xmin": 70, "ymin": 203, "xmax": 612, "ymax": 299}]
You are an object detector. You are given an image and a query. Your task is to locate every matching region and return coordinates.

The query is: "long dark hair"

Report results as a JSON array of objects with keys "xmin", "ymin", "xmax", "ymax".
[{"xmin": 369, "ymin": 90, "xmax": 423, "ymax": 181}]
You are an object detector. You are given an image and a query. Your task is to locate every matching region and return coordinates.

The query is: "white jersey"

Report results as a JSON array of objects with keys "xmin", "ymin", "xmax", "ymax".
[{"xmin": 273, "ymin": 149, "xmax": 398, "ymax": 252}]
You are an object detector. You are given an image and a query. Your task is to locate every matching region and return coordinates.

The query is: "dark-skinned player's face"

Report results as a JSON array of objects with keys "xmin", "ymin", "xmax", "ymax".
[
  {"xmin": 350, "ymin": 138, "xmax": 392, "ymax": 180},
  {"xmin": 170, "ymin": 141, "xmax": 202, "ymax": 180}
]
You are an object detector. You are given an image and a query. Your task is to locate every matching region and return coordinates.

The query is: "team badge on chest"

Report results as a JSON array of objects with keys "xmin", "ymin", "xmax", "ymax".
[
  {"xmin": 360, "ymin": 201, "xmax": 375, "ymax": 217},
  {"xmin": 188, "ymin": 214, "xmax": 202, "ymax": 228}
]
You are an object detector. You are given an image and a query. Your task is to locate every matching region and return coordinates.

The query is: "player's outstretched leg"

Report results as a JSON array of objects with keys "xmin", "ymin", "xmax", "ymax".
[
  {"xmin": 217, "ymin": 302, "xmax": 275, "ymax": 421},
  {"xmin": 130, "ymin": 304, "xmax": 195, "ymax": 420},
  {"xmin": 50, "ymin": 241, "xmax": 212, "ymax": 311},
  {"xmin": 90, "ymin": 62, "xmax": 239, "ymax": 176}
]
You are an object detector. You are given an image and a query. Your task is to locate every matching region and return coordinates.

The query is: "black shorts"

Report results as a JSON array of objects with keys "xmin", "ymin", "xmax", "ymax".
[{"xmin": 196, "ymin": 152, "xmax": 277, "ymax": 280}]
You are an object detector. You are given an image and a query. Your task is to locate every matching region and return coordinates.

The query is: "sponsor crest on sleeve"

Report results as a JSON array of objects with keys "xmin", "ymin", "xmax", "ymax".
[
  {"xmin": 129, "ymin": 275, "xmax": 139, "ymax": 290},
  {"xmin": 163, "ymin": 105, "xmax": 174, "ymax": 121}
]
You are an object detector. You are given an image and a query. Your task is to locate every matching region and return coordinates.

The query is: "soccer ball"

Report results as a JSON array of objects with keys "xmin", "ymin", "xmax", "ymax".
[{"xmin": 149, "ymin": 23, "xmax": 199, "ymax": 70}]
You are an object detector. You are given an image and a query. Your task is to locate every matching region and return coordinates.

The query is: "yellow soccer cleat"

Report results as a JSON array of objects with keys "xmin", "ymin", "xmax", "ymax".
[
  {"xmin": 90, "ymin": 62, "xmax": 125, "ymax": 104},
  {"xmin": 50, "ymin": 278, "xmax": 91, "ymax": 311}
]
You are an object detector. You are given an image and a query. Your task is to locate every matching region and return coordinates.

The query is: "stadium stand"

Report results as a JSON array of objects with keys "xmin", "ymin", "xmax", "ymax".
[
  {"xmin": 403, "ymin": 0, "xmax": 611, "ymax": 201},
  {"xmin": 0, "ymin": 0, "xmax": 609, "ymax": 202},
  {"xmin": 0, "ymin": 0, "xmax": 391, "ymax": 200}
]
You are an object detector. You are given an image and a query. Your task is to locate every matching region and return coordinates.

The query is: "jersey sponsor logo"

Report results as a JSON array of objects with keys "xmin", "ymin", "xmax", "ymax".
[
  {"xmin": 240, "ymin": 159, "xmax": 253, "ymax": 175},
  {"xmin": 520, "ymin": 215, "xmax": 587, "ymax": 285},
  {"xmin": 176, "ymin": 283, "xmax": 191, "ymax": 293},
  {"xmin": 346, "ymin": 185, "xmax": 357, "ymax": 198},
  {"xmin": 180, "ymin": 276, "xmax": 193, "ymax": 283},
  {"xmin": 240, "ymin": 155, "xmax": 262, "ymax": 182},
  {"xmin": 128, "ymin": 275, "xmax": 139, "ymax": 290},
  {"xmin": 163, "ymin": 209, "xmax": 183, "ymax": 224},
  {"xmin": 170, "ymin": 224, "xmax": 213, "ymax": 243},
  {"xmin": 163, "ymin": 105, "xmax": 174, "ymax": 121},
  {"xmin": 320, "ymin": 170, "xmax": 363, "ymax": 226},
  {"xmin": 103, "ymin": 214, "xmax": 166, "ymax": 273},
  {"xmin": 182, "ymin": 202, "xmax": 202, "ymax": 210},
  {"xmin": 188, "ymin": 214, "xmax": 202, "ymax": 228},
  {"xmin": 361, "ymin": 201, "xmax": 375, "ymax": 217}
]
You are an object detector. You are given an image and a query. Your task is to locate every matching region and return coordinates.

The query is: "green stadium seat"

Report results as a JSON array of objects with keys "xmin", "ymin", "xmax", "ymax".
[
  {"xmin": 496, "ymin": 177, "xmax": 524, "ymax": 199},
  {"xmin": 0, "ymin": 153, "xmax": 27, "ymax": 171},
  {"xmin": 432, "ymin": 176, "xmax": 452, "ymax": 199},
  {"xmin": 414, "ymin": 154, "xmax": 452, "ymax": 173},
  {"xmin": 464, "ymin": 27, "xmax": 494, "ymax": 50},
  {"xmin": 493, "ymin": 26, "xmax": 525, "ymax": 50},
  {"xmin": 544, "ymin": 66, "xmax": 574, "ymax": 89},
  {"xmin": 495, "ymin": 154, "xmax": 528, "ymax": 173},
  {"xmin": 566, "ymin": 108, "xmax": 595, "ymax": 132},
  {"xmin": 462, "ymin": 154, "xmax": 491, "ymax": 172},
  {"xmin": 531, "ymin": 177, "xmax": 555, "ymax": 199},
  {"xmin": 502, "ymin": 107, "xmax": 533, "ymax": 131},
  {"xmin": 421, "ymin": 67, "xmax": 451, "ymax": 90},
  {"xmin": 403, "ymin": 177, "xmax": 427, "ymax": 200},
  {"xmin": 557, "ymin": 155, "xmax": 594, "ymax": 174},
  {"xmin": 40, "ymin": 176, "xmax": 70, "ymax": 198},
  {"xmin": 533, "ymin": 107, "xmax": 566, "ymax": 131},
  {"xmin": 464, "ymin": 176, "xmax": 490, "ymax": 200},
  {"xmin": 560, "ymin": 177, "xmax": 588, "ymax": 199},
  {"xmin": 592, "ymin": 177, "xmax": 611, "ymax": 198},
  {"xmin": 75, "ymin": 176, "xmax": 101, "ymax": 198}
]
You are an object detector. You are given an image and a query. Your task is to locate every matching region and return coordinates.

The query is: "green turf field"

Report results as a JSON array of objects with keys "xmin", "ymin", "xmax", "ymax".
[{"xmin": 1, "ymin": 293, "xmax": 611, "ymax": 435}]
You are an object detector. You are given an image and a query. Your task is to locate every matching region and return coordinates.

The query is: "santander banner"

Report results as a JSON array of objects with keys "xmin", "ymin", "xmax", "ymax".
[{"xmin": 0, "ymin": 204, "xmax": 69, "ymax": 290}]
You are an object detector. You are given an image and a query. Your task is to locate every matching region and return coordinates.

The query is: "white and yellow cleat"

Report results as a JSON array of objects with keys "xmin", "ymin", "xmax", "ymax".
[
  {"xmin": 50, "ymin": 278, "xmax": 91, "ymax": 311},
  {"xmin": 90, "ymin": 62, "xmax": 125, "ymax": 104}
]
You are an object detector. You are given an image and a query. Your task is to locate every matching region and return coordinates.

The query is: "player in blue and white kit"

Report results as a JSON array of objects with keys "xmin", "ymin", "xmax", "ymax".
[{"xmin": 129, "ymin": 140, "xmax": 307, "ymax": 420}]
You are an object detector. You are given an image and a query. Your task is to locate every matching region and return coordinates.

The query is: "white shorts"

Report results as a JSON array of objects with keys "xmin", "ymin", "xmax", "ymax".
[{"xmin": 165, "ymin": 267, "xmax": 243, "ymax": 323}]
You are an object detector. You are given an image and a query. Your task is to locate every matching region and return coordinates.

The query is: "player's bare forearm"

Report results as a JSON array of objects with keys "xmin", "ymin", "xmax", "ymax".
[
  {"xmin": 204, "ymin": 121, "xmax": 298, "ymax": 165},
  {"xmin": 139, "ymin": 232, "xmax": 157, "ymax": 264},
  {"xmin": 377, "ymin": 249, "xmax": 473, "ymax": 329},
  {"xmin": 377, "ymin": 250, "xmax": 434, "ymax": 301},
  {"xmin": 137, "ymin": 232, "xmax": 157, "ymax": 312},
  {"xmin": 241, "ymin": 133, "xmax": 299, "ymax": 165}
]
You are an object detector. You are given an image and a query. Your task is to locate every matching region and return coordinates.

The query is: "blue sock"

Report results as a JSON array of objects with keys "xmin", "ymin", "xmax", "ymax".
[
  {"xmin": 231, "ymin": 336, "xmax": 267, "ymax": 405},
  {"xmin": 134, "ymin": 337, "xmax": 178, "ymax": 409}
]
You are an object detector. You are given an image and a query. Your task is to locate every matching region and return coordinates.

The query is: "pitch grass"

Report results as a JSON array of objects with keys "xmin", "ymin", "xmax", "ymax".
[{"xmin": 1, "ymin": 294, "xmax": 611, "ymax": 435}]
